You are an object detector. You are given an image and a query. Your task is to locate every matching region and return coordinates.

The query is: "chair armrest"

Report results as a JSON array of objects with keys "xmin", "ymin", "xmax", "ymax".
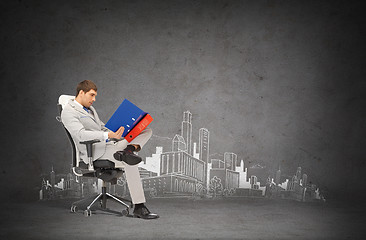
[
  {"xmin": 80, "ymin": 139, "xmax": 101, "ymax": 145},
  {"xmin": 109, "ymin": 138, "xmax": 123, "ymax": 142},
  {"xmin": 80, "ymin": 139, "xmax": 101, "ymax": 158}
]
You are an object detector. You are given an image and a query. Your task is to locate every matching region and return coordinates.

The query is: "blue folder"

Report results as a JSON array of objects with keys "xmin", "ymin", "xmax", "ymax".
[{"xmin": 105, "ymin": 99, "xmax": 148, "ymax": 137}]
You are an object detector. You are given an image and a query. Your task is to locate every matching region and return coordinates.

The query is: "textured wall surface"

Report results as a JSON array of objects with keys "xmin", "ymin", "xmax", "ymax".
[{"xmin": 1, "ymin": 0, "xmax": 365, "ymax": 201}]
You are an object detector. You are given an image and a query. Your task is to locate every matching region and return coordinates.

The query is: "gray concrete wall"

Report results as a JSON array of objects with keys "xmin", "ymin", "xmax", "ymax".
[{"xmin": 1, "ymin": 0, "xmax": 365, "ymax": 201}]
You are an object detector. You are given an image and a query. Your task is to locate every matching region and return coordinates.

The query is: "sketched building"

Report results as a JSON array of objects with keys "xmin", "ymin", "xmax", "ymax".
[
  {"xmin": 247, "ymin": 163, "xmax": 267, "ymax": 185},
  {"xmin": 141, "ymin": 110, "xmax": 260, "ymax": 198},
  {"xmin": 142, "ymin": 111, "xmax": 207, "ymax": 196},
  {"xmin": 199, "ymin": 128, "xmax": 210, "ymax": 189},
  {"xmin": 39, "ymin": 166, "xmax": 104, "ymax": 200},
  {"xmin": 282, "ymin": 167, "xmax": 324, "ymax": 202},
  {"xmin": 209, "ymin": 153, "xmax": 240, "ymax": 192},
  {"xmin": 172, "ymin": 135, "xmax": 186, "ymax": 152},
  {"xmin": 139, "ymin": 147, "xmax": 163, "ymax": 176},
  {"xmin": 182, "ymin": 111, "xmax": 193, "ymax": 155},
  {"xmin": 275, "ymin": 168, "xmax": 281, "ymax": 185}
]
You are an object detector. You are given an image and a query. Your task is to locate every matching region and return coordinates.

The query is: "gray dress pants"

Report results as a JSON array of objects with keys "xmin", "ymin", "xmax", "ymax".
[{"xmin": 99, "ymin": 127, "xmax": 152, "ymax": 204}]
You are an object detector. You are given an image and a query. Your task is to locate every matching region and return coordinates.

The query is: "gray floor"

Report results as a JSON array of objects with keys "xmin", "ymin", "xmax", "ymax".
[{"xmin": 0, "ymin": 197, "xmax": 365, "ymax": 240}]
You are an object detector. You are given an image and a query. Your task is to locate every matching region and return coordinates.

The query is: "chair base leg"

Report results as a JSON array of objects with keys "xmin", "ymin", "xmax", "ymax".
[{"xmin": 71, "ymin": 184, "xmax": 133, "ymax": 216}]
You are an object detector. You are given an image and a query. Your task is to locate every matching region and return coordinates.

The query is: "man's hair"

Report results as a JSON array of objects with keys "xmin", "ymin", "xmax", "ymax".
[{"xmin": 76, "ymin": 80, "xmax": 97, "ymax": 96}]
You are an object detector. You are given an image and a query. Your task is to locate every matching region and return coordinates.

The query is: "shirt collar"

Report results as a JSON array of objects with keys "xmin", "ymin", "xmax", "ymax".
[
  {"xmin": 74, "ymin": 99, "xmax": 89, "ymax": 112},
  {"xmin": 74, "ymin": 99, "xmax": 84, "ymax": 109}
]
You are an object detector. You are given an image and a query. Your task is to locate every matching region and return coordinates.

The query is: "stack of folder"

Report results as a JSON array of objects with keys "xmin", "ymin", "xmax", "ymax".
[{"xmin": 105, "ymin": 99, "xmax": 153, "ymax": 143}]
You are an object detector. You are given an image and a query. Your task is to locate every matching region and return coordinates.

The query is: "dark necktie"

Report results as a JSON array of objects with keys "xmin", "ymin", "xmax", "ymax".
[{"xmin": 83, "ymin": 106, "xmax": 89, "ymax": 113}]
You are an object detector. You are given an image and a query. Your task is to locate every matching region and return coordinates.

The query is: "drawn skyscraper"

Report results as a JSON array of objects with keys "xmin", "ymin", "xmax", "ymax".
[
  {"xmin": 250, "ymin": 175, "xmax": 258, "ymax": 189},
  {"xmin": 295, "ymin": 167, "xmax": 302, "ymax": 182},
  {"xmin": 302, "ymin": 174, "xmax": 308, "ymax": 187},
  {"xmin": 182, "ymin": 111, "xmax": 192, "ymax": 155},
  {"xmin": 224, "ymin": 152, "xmax": 237, "ymax": 171},
  {"xmin": 172, "ymin": 134, "xmax": 186, "ymax": 152},
  {"xmin": 275, "ymin": 167, "xmax": 281, "ymax": 185},
  {"xmin": 199, "ymin": 128, "xmax": 209, "ymax": 189},
  {"xmin": 199, "ymin": 128, "xmax": 209, "ymax": 162},
  {"xmin": 50, "ymin": 166, "xmax": 55, "ymax": 187}
]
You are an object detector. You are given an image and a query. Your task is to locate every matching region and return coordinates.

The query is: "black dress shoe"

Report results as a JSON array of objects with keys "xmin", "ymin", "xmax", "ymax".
[
  {"xmin": 133, "ymin": 206, "xmax": 159, "ymax": 219},
  {"xmin": 113, "ymin": 149, "xmax": 142, "ymax": 165}
]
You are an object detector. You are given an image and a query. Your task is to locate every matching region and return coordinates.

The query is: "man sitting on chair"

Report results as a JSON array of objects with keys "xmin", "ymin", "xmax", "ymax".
[{"xmin": 61, "ymin": 80, "xmax": 158, "ymax": 219}]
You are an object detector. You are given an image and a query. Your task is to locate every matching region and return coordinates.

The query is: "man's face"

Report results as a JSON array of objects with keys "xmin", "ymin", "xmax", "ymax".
[{"xmin": 79, "ymin": 89, "xmax": 97, "ymax": 108}]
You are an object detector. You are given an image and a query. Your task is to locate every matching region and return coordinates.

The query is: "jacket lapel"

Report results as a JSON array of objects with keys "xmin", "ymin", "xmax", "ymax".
[
  {"xmin": 69, "ymin": 100, "xmax": 87, "ymax": 115},
  {"xmin": 89, "ymin": 105, "xmax": 100, "ymax": 123}
]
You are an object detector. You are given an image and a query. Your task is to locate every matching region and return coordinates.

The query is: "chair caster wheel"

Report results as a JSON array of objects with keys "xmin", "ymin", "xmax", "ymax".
[
  {"xmin": 71, "ymin": 205, "xmax": 78, "ymax": 213},
  {"xmin": 84, "ymin": 210, "xmax": 92, "ymax": 217},
  {"xmin": 121, "ymin": 208, "xmax": 129, "ymax": 216}
]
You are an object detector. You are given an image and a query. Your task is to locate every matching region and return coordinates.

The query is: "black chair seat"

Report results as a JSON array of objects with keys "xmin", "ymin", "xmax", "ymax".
[
  {"xmin": 88, "ymin": 160, "xmax": 123, "ymax": 184},
  {"xmin": 93, "ymin": 159, "xmax": 116, "ymax": 169}
]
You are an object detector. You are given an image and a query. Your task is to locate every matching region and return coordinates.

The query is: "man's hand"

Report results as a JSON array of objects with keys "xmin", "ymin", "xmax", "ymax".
[{"xmin": 108, "ymin": 126, "xmax": 125, "ymax": 139}]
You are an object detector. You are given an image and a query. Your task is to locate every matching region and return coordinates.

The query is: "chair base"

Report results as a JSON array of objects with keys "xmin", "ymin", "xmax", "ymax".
[{"xmin": 71, "ymin": 184, "xmax": 133, "ymax": 217}]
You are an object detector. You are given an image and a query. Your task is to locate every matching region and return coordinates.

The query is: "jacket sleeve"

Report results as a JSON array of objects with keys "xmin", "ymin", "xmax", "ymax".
[
  {"xmin": 61, "ymin": 107, "xmax": 105, "ymax": 143},
  {"xmin": 101, "ymin": 121, "xmax": 110, "ymax": 132}
]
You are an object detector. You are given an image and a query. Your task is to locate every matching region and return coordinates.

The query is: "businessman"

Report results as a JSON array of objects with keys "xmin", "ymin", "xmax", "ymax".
[{"xmin": 61, "ymin": 80, "xmax": 158, "ymax": 219}]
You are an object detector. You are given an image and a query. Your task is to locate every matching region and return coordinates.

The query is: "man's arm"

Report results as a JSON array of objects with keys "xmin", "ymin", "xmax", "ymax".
[
  {"xmin": 101, "ymin": 121, "xmax": 109, "ymax": 132},
  {"xmin": 61, "ymin": 109, "xmax": 105, "ymax": 142},
  {"xmin": 61, "ymin": 105, "xmax": 124, "ymax": 142}
]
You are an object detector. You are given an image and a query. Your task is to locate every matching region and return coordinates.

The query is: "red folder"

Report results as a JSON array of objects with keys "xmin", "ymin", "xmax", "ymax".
[{"xmin": 125, "ymin": 114, "xmax": 153, "ymax": 142}]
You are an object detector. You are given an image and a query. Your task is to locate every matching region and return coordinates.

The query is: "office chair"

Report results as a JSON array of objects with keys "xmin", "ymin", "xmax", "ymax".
[{"xmin": 56, "ymin": 95, "xmax": 133, "ymax": 217}]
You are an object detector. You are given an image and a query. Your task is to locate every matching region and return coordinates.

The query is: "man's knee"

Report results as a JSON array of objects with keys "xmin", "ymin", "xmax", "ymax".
[{"xmin": 144, "ymin": 127, "xmax": 152, "ymax": 138}]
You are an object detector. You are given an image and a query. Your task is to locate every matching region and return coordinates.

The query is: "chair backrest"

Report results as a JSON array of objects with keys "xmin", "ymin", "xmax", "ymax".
[
  {"xmin": 58, "ymin": 95, "xmax": 75, "ymax": 110},
  {"xmin": 56, "ymin": 95, "xmax": 80, "ymax": 169}
]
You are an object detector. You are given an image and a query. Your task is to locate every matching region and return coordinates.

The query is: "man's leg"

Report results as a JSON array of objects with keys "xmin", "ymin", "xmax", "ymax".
[
  {"xmin": 129, "ymin": 127, "xmax": 153, "ymax": 150},
  {"xmin": 112, "ymin": 127, "xmax": 152, "ymax": 203},
  {"xmin": 123, "ymin": 163, "xmax": 146, "ymax": 204},
  {"xmin": 99, "ymin": 129, "xmax": 159, "ymax": 219},
  {"xmin": 100, "ymin": 140, "xmax": 145, "ymax": 204}
]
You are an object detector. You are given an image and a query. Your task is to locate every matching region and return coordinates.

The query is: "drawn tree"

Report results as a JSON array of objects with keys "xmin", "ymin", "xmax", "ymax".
[
  {"xmin": 117, "ymin": 177, "xmax": 127, "ymax": 197},
  {"xmin": 223, "ymin": 188, "xmax": 235, "ymax": 197},
  {"xmin": 229, "ymin": 188, "xmax": 236, "ymax": 196},
  {"xmin": 117, "ymin": 178, "xmax": 126, "ymax": 187},
  {"xmin": 209, "ymin": 176, "xmax": 223, "ymax": 198},
  {"xmin": 223, "ymin": 188, "xmax": 229, "ymax": 197}
]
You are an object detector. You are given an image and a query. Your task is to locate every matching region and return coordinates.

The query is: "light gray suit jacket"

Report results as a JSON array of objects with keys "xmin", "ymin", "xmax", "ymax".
[{"xmin": 61, "ymin": 99, "xmax": 109, "ymax": 163}]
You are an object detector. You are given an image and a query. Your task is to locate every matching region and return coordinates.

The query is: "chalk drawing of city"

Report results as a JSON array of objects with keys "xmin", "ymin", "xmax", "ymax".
[{"xmin": 40, "ymin": 111, "xmax": 325, "ymax": 203}]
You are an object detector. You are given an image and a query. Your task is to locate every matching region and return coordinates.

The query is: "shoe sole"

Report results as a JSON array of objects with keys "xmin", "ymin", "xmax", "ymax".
[
  {"xmin": 113, "ymin": 152, "xmax": 142, "ymax": 165},
  {"xmin": 133, "ymin": 214, "xmax": 159, "ymax": 219}
]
